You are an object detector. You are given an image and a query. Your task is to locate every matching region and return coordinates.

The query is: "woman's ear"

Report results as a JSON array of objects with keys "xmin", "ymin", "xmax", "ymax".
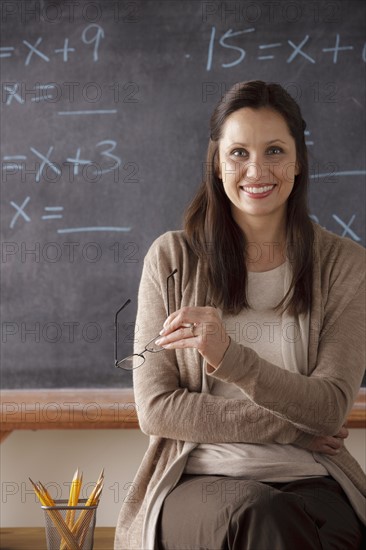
[
  {"xmin": 215, "ymin": 161, "xmax": 221, "ymax": 180},
  {"xmin": 214, "ymin": 151, "xmax": 222, "ymax": 179},
  {"xmin": 295, "ymin": 160, "xmax": 300, "ymax": 176}
]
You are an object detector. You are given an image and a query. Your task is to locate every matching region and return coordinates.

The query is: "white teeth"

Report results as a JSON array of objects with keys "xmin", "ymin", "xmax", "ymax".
[{"xmin": 242, "ymin": 185, "xmax": 274, "ymax": 194}]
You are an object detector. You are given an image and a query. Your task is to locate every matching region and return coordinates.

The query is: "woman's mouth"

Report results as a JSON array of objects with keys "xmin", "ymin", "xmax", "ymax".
[{"xmin": 240, "ymin": 184, "xmax": 276, "ymax": 198}]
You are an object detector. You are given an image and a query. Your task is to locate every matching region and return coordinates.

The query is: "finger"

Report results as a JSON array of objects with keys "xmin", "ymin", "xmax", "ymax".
[
  {"xmin": 155, "ymin": 326, "xmax": 198, "ymax": 347},
  {"xmin": 320, "ymin": 445, "xmax": 341, "ymax": 456},
  {"xmin": 336, "ymin": 426, "xmax": 349, "ymax": 439},
  {"xmin": 161, "ymin": 306, "xmax": 216, "ymax": 335},
  {"xmin": 155, "ymin": 331, "xmax": 200, "ymax": 350},
  {"xmin": 325, "ymin": 436, "xmax": 342, "ymax": 450},
  {"xmin": 161, "ymin": 307, "xmax": 203, "ymax": 334},
  {"xmin": 160, "ymin": 320, "xmax": 202, "ymax": 339},
  {"xmin": 160, "ymin": 310, "xmax": 181, "ymax": 333}
]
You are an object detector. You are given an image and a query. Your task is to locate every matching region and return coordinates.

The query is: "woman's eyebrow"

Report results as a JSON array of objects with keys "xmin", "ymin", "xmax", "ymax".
[
  {"xmin": 225, "ymin": 138, "xmax": 288, "ymax": 148},
  {"xmin": 266, "ymin": 139, "xmax": 287, "ymax": 145}
]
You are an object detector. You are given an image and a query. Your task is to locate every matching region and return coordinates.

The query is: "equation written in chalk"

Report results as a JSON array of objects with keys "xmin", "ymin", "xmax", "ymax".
[
  {"xmin": 7, "ymin": 195, "xmax": 132, "ymax": 235},
  {"xmin": 2, "ymin": 141, "xmax": 139, "ymax": 183},
  {"xmin": 0, "ymin": 24, "xmax": 104, "ymax": 64},
  {"xmin": 206, "ymin": 29, "xmax": 366, "ymax": 70}
]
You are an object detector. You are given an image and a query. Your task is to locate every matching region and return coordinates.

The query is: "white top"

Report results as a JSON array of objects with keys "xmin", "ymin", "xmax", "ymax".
[{"xmin": 184, "ymin": 261, "xmax": 329, "ymax": 481}]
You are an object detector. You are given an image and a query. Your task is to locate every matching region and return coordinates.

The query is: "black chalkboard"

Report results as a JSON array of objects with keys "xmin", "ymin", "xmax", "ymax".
[{"xmin": 1, "ymin": 0, "xmax": 365, "ymax": 389}]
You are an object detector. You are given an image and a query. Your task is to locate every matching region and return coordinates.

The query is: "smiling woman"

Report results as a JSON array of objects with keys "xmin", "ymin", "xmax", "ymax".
[
  {"xmin": 218, "ymin": 108, "xmax": 299, "ymax": 233},
  {"xmin": 114, "ymin": 81, "xmax": 366, "ymax": 550}
]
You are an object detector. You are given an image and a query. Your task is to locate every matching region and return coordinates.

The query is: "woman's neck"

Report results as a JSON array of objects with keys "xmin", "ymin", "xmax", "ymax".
[{"xmin": 235, "ymin": 214, "xmax": 288, "ymax": 272}]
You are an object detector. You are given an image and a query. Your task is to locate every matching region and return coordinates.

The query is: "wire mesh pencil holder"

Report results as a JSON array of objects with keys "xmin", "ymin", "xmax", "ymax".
[{"xmin": 41, "ymin": 499, "xmax": 98, "ymax": 550}]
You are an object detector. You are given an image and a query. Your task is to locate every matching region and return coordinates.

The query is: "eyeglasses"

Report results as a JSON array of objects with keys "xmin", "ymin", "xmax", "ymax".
[{"xmin": 114, "ymin": 269, "xmax": 177, "ymax": 371}]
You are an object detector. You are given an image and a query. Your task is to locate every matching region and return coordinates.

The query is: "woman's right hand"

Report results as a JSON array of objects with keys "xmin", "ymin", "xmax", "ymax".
[{"xmin": 306, "ymin": 425, "xmax": 349, "ymax": 455}]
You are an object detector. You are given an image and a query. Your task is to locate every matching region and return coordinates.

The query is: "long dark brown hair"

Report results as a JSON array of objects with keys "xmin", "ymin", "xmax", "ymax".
[{"xmin": 184, "ymin": 80, "xmax": 314, "ymax": 315}]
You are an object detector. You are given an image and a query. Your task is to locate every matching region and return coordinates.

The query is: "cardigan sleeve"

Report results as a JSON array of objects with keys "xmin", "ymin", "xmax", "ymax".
[
  {"xmin": 133, "ymin": 251, "xmax": 314, "ymax": 447},
  {"xmin": 209, "ymin": 251, "xmax": 365, "ymax": 437}
]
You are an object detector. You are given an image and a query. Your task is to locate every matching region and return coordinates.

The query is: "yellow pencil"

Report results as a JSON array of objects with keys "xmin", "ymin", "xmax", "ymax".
[
  {"xmin": 59, "ymin": 470, "xmax": 104, "ymax": 550},
  {"xmin": 86, "ymin": 469, "xmax": 104, "ymax": 506},
  {"xmin": 30, "ymin": 480, "xmax": 57, "ymax": 509},
  {"xmin": 65, "ymin": 468, "xmax": 82, "ymax": 529},
  {"xmin": 30, "ymin": 479, "xmax": 81, "ymax": 550},
  {"xmin": 77, "ymin": 482, "xmax": 104, "ymax": 550}
]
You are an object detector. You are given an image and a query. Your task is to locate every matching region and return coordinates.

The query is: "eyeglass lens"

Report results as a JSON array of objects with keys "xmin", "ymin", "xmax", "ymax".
[{"xmin": 117, "ymin": 336, "xmax": 163, "ymax": 371}]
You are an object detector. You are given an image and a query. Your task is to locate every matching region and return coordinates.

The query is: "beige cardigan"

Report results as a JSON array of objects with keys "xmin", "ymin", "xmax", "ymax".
[{"xmin": 115, "ymin": 223, "xmax": 366, "ymax": 549}]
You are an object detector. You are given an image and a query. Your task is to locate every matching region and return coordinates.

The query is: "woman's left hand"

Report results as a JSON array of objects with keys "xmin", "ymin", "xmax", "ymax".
[
  {"xmin": 155, "ymin": 306, "xmax": 230, "ymax": 369},
  {"xmin": 305, "ymin": 425, "xmax": 349, "ymax": 455}
]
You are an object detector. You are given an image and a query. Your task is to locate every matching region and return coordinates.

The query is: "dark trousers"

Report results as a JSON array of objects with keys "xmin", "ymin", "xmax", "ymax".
[{"xmin": 157, "ymin": 475, "xmax": 364, "ymax": 550}]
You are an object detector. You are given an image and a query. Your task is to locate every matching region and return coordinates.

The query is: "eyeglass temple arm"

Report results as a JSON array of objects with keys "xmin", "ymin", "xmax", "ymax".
[
  {"xmin": 115, "ymin": 299, "xmax": 131, "ymax": 322},
  {"xmin": 166, "ymin": 269, "xmax": 178, "ymax": 316},
  {"xmin": 115, "ymin": 299, "xmax": 131, "ymax": 365}
]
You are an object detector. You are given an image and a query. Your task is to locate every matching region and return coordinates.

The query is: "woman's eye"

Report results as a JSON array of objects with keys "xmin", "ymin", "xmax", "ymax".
[
  {"xmin": 232, "ymin": 149, "xmax": 247, "ymax": 157},
  {"xmin": 267, "ymin": 146, "xmax": 283, "ymax": 155}
]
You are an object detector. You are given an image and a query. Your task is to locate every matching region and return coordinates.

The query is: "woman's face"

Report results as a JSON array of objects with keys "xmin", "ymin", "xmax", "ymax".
[{"xmin": 217, "ymin": 107, "xmax": 299, "ymax": 230}]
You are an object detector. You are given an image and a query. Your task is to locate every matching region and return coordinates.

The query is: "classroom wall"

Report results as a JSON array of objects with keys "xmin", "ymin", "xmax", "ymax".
[
  {"xmin": 1, "ymin": 429, "xmax": 365, "ymax": 527},
  {"xmin": 0, "ymin": 429, "xmax": 148, "ymax": 528}
]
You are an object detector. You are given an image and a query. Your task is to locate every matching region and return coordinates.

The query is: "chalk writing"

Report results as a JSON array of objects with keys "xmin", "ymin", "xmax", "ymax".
[
  {"xmin": 30, "ymin": 146, "xmax": 61, "ymax": 183},
  {"xmin": 1, "ymin": 24, "xmax": 104, "ymax": 65},
  {"xmin": 0, "ymin": 47, "xmax": 15, "ymax": 58},
  {"xmin": 57, "ymin": 227, "xmax": 131, "ymax": 234},
  {"xmin": 309, "ymin": 170, "xmax": 366, "ymax": 181},
  {"xmin": 304, "ymin": 131, "xmax": 313, "ymax": 146},
  {"xmin": 1, "ymin": 141, "xmax": 134, "ymax": 183},
  {"xmin": 2, "ymin": 81, "xmax": 140, "ymax": 105},
  {"xmin": 322, "ymin": 33, "xmax": 354, "ymax": 63},
  {"xmin": 92, "ymin": 140, "xmax": 122, "ymax": 176},
  {"xmin": 8, "ymin": 196, "xmax": 131, "ymax": 235},
  {"xmin": 81, "ymin": 24, "xmax": 105, "ymax": 62},
  {"xmin": 207, "ymin": 28, "xmax": 365, "ymax": 70},
  {"xmin": 287, "ymin": 35, "xmax": 315, "ymax": 64},
  {"xmin": 3, "ymin": 155, "xmax": 27, "ymax": 168},
  {"xmin": 41, "ymin": 207, "xmax": 64, "ymax": 221},
  {"xmin": 309, "ymin": 214, "xmax": 361, "ymax": 242},
  {"xmin": 207, "ymin": 26, "xmax": 255, "ymax": 70},
  {"xmin": 332, "ymin": 214, "xmax": 360, "ymax": 241},
  {"xmin": 58, "ymin": 109, "xmax": 117, "ymax": 115},
  {"xmin": 9, "ymin": 197, "xmax": 31, "ymax": 229},
  {"xmin": 54, "ymin": 38, "xmax": 75, "ymax": 62},
  {"xmin": 257, "ymin": 42, "xmax": 282, "ymax": 60}
]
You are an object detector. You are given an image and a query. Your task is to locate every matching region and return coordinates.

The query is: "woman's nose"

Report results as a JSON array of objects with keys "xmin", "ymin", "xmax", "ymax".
[{"xmin": 245, "ymin": 160, "xmax": 262, "ymax": 182}]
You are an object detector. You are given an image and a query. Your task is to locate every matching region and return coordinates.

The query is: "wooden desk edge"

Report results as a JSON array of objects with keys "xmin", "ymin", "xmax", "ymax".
[
  {"xmin": 1, "ymin": 388, "xmax": 365, "ymax": 442},
  {"xmin": 0, "ymin": 526, "xmax": 115, "ymax": 550},
  {"xmin": 0, "ymin": 389, "xmax": 139, "ymax": 441}
]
